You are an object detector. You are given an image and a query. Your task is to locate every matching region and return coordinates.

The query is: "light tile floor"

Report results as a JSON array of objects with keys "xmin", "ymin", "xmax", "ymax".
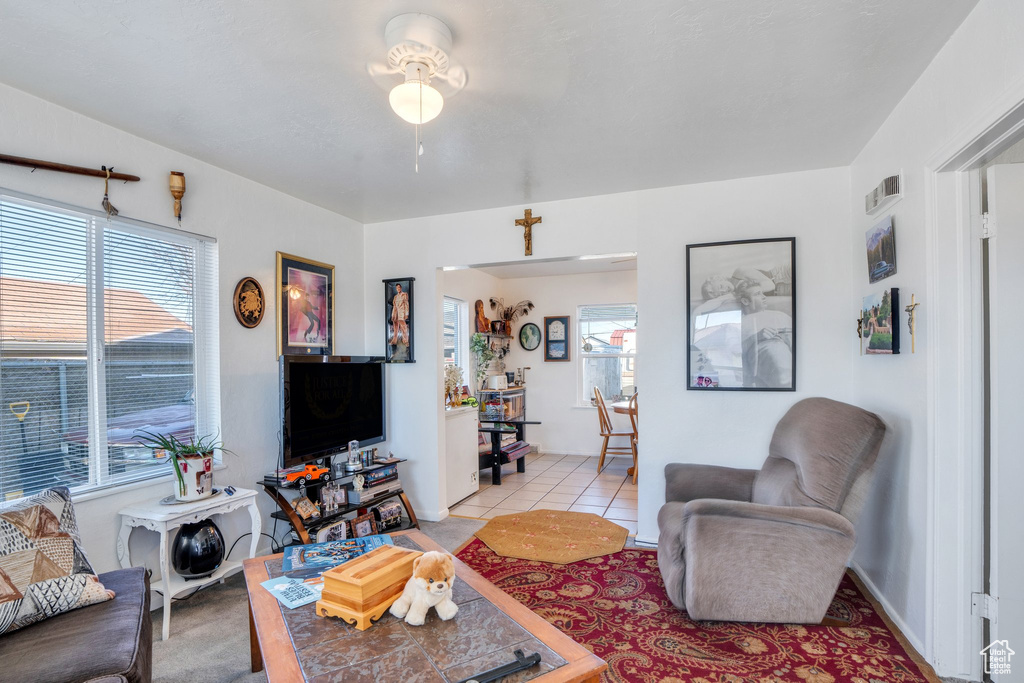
[{"xmin": 449, "ymin": 453, "xmax": 638, "ymax": 534}]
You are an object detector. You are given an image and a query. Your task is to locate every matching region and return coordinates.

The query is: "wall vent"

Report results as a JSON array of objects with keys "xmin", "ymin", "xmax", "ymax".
[{"xmin": 865, "ymin": 174, "xmax": 902, "ymax": 215}]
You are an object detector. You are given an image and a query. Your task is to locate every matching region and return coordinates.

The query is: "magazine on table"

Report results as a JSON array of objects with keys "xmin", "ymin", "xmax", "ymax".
[
  {"xmin": 260, "ymin": 576, "xmax": 324, "ymax": 609},
  {"xmin": 280, "ymin": 534, "xmax": 394, "ymax": 572}
]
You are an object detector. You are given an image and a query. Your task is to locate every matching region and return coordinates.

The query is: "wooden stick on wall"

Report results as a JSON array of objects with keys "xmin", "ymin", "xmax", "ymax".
[{"xmin": 0, "ymin": 153, "xmax": 140, "ymax": 182}]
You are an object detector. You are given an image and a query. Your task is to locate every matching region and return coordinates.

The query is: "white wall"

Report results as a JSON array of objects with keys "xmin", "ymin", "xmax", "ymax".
[
  {"xmin": 501, "ymin": 270, "xmax": 638, "ymax": 455},
  {"xmin": 365, "ymin": 166, "xmax": 853, "ymax": 538},
  {"xmin": 847, "ymin": 0, "xmax": 1024, "ymax": 675},
  {"xmin": 0, "ymin": 83, "xmax": 365, "ymax": 586},
  {"xmin": 364, "ymin": 193, "xmax": 639, "ymax": 521}
]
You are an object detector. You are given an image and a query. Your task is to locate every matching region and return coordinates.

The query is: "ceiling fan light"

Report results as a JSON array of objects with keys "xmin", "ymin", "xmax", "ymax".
[{"xmin": 389, "ymin": 81, "xmax": 444, "ymax": 124}]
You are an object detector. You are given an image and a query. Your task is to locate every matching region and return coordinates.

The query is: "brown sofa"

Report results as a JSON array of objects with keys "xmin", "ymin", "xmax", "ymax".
[
  {"xmin": 0, "ymin": 567, "xmax": 152, "ymax": 682},
  {"xmin": 657, "ymin": 397, "xmax": 886, "ymax": 623}
]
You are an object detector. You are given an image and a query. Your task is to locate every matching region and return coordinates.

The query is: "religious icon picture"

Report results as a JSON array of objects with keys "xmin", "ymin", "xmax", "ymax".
[
  {"xmin": 277, "ymin": 252, "xmax": 334, "ymax": 357},
  {"xmin": 544, "ymin": 316, "xmax": 570, "ymax": 362},
  {"xmin": 686, "ymin": 237, "xmax": 796, "ymax": 391},
  {"xmin": 384, "ymin": 277, "xmax": 415, "ymax": 363}
]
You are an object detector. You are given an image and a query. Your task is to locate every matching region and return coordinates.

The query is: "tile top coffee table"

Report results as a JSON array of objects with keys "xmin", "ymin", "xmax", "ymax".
[{"xmin": 244, "ymin": 529, "xmax": 606, "ymax": 682}]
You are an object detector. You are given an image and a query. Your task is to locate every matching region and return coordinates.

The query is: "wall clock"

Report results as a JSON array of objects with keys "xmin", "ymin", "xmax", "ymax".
[{"xmin": 518, "ymin": 322, "xmax": 541, "ymax": 351}]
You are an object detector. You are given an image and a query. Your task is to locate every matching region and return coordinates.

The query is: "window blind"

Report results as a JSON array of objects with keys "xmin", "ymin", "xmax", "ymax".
[
  {"xmin": 443, "ymin": 297, "xmax": 462, "ymax": 368},
  {"xmin": 0, "ymin": 194, "xmax": 219, "ymax": 501}
]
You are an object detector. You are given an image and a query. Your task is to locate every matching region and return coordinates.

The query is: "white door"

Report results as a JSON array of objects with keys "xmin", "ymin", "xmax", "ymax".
[{"xmin": 985, "ymin": 162, "xmax": 1024, "ymax": 677}]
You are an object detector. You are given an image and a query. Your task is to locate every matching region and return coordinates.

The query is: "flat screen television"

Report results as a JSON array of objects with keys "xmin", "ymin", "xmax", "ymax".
[{"xmin": 280, "ymin": 355, "xmax": 386, "ymax": 469}]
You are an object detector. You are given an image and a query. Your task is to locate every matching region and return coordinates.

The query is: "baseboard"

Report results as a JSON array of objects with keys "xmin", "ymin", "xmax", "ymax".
[
  {"xmin": 850, "ymin": 560, "xmax": 927, "ymax": 658},
  {"xmin": 634, "ymin": 534, "xmax": 658, "ymax": 547}
]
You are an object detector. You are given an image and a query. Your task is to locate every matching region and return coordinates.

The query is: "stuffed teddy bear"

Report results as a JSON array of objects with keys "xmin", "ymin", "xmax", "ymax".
[{"xmin": 389, "ymin": 550, "xmax": 459, "ymax": 626}]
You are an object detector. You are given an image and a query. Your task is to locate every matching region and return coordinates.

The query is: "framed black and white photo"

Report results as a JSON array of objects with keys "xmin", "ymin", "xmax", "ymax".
[
  {"xmin": 383, "ymin": 277, "xmax": 415, "ymax": 363},
  {"xmin": 686, "ymin": 237, "xmax": 796, "ymax": 391}
]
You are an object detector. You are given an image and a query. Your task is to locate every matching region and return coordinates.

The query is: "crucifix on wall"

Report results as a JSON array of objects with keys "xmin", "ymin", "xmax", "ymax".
[{"xmin": 515, "ymin": 209, "xmax": 542, "ymax": 256}]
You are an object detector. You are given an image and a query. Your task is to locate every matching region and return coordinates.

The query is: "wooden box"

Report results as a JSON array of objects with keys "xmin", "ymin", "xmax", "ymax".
[{"xmin": 315, "ymin": 545, "xmax": 421, "ymax": 630}]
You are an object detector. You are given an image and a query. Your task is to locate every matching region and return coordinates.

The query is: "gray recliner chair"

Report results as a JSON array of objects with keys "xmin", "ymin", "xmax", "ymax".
[{"xmin": 657, "ymin": 397, "xmax": 886, "ymax": 623}]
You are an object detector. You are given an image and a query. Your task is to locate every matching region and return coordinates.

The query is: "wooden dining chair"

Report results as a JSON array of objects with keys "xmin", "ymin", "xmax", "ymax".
[
  {"xmin": 594, "ymin": 387, "xmax": 637, "ymax": 474},
  {"xmin": 628, "ymin": 392, "xmax": 638, "ymax": 484}
]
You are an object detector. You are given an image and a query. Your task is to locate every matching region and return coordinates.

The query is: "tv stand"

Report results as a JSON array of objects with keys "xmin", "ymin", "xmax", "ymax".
[{"xmin": 258, "ymin": 458, "xmax": 418, "ymax": 545}]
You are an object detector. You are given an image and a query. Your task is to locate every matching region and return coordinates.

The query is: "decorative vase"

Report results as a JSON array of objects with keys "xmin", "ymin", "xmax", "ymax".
[
  {"xmin": 171, "ymin": 520, "xmax": 225, "ymax": 579},
  {"xmin": 172, "ymin": 452, "xmax": 215, "ymax": 502}
]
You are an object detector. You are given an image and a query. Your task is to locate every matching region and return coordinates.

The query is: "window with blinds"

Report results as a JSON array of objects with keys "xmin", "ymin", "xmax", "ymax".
[
  {"xmin": 578, "ymin": 303, "xmax": 637, "ymax": 406},
  {"xmin": 442, "ymin": 296, "xmax": 468, "ymax": 380},
  {"xmin": 0, "ymin": 194, "xmax": 219, "ymax": 501}
]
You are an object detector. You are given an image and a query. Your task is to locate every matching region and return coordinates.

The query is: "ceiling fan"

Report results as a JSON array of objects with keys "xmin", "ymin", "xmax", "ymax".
[
  {"xmin": 366, "ymin": 13, "xmax": 468, "ymax": 171},
  {"xmin": 367, "ymin": 14, "xmax": 468, "ymax": 116}
]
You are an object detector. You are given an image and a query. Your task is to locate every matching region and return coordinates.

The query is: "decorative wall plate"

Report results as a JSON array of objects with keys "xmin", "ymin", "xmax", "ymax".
[
  {"xmin": 519, "ymin": 322, "xmax": 541, "ymax": 351},
  {"xmin": 233, "ymin": 277, "xmax": 265, "ymax": 328}
]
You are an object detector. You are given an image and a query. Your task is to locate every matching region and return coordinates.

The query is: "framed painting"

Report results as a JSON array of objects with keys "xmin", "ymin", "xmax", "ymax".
[
  {"xmin": 276, "ymin": 252, "xmax": 333, "ymax": 357},
  {"xmin": 384, "ymin": 277, "xmax": 415, "ymax": 363},
  {"xmin": 544, "ymin": 315, "xmax": 570, "ymax": 362},
  {"xmin": 865, "ymin": 215, "xmax": 897, "ymax": 283},
  {"xmin": 686, "ymin": 237, "xmax": 796, "ymax": 391},
  {"xmin": 519, "ymin": 322, "xmax": 541, "ymax": 351},
  {"xmin": 861, "ymin": 288, "xmax": 900, "ymax": 355}
]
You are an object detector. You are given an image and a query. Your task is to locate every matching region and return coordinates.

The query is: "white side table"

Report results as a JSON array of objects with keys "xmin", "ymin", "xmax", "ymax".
[{"xmin": 117, "ymin": 487, "xmax": 261, "ymax": 640}]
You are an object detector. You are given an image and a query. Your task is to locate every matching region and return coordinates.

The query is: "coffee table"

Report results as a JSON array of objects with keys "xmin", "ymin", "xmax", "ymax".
[{"xmin": 244, "ymin": 529, "xmax": 606, "ymax": 682}]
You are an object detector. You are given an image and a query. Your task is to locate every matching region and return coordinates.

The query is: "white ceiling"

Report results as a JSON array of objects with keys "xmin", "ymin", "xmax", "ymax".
[
  {"xmin": 0, "ymin": 1, "xmax": 976, "ymax": 224},
  {"xmin": 464, "ymin": 254, "xmax": 638, "ymax": 279}
]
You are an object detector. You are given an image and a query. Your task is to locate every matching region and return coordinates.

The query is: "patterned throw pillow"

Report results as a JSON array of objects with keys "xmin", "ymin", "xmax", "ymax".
[{"xmin": 0, "ymin": 486, "xmax": 114, "ymax": 635}]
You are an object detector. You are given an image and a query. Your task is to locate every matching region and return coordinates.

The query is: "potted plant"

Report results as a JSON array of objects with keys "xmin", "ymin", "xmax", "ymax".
[
  {"xmin": 488, "ymin": 298, "xmax": 534, "ymax": 336},
  {"xmin": 135, "ymin": 431, "xmax": 227, "ymax": 501},
  {"xmin": 470, "ymin": 332, "xmax": 497, "ymax": 391},
  {"xmin": 443, "ymin": 364, "xmax": 464, "ymax": 408}
]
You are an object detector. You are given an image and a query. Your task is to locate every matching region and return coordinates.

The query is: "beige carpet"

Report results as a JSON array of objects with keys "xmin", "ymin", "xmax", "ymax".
[{"xmin": 472, "ymin": 510, "xmax": 628, "ymax": 564}]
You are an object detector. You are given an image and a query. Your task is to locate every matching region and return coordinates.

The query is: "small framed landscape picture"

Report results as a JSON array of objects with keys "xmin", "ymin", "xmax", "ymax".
[
  {"xmin": 686, "ymin": 237, "xmax": 796, "ymax": 391},
  {"xmin": 276, "ymin": 252, "xmax": 334, "ymax": 357},
  {"xmin": 865, "ymin": 216, "xmax": 897, "ymax": 283},
  {"xmin": 544, "ymin": 316, "xmax": 570, "ymax": 362},
  {"xmin": 383, "ymin": 277, "xmax": 415, "ymax": 363},
  {"xmin": 861, "ymin": 288, "xmax": 900, "ymax": 355},
  {"xmin": 350, "ymin": 513, "xmax": 377, "ymax": 538}
]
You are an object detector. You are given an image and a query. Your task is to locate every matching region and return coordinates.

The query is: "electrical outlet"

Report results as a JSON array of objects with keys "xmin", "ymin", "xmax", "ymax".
[{"xmin": 470, "ymin": 471, "xmax": 478, "ymax": 485}]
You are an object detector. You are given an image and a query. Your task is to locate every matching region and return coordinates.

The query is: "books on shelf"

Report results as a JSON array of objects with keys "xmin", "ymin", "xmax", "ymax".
[
  {"xmin": 362, "ymin": 464, "xmax": 398, "ymax": 487},
  {"xmin": 281, "ymin": 535, "xmax": 395, "ymax": 572},
  {"xmin": 348, "ymin": 479, "xmax": 402, "ymax": 504}
]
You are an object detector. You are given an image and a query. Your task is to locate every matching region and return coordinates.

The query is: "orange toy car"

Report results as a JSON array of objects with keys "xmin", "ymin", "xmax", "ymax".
[{"xmin": 285, "ymin": 464, "xmax": 331, "ymax": 483}]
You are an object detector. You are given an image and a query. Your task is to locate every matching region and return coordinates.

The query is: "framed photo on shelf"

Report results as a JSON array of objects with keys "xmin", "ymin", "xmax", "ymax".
[
  {"xmin": 276, "ymin": 252, "xmax": 334, "ymax": 357},
  {"xmin": 686, "ymin": 237, "xmax": 796, "ymax": 391},
  {"xmin": 315, "ymin": 519, "xmax": 349, "ymax": 543},
  {"xmin": 544, "ymin": 316, "xmax": 571, "ymax": 362},
  {"xmin": 350, "ymin": 513, "xmax": 378, "ymax": 538},
  {"xmin": 383, "ymin": 277, "xmax": 415, "ymax": 363}
]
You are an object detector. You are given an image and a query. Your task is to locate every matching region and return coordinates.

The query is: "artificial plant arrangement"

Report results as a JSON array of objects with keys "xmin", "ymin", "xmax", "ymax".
[
  {"xmin": 443, "ymin": 364, "xmax": 464, "ymax": 407},
  {"xmin": 470, "ymin": 332, "xmax": 496, "ymax": 390},
  {"xmin": 488, "ymin": 298, "xmax": 534, "ymax": 335},
  {"xmin": 135, "ymin": 430, "xmax": 230, "ymax": 501}
]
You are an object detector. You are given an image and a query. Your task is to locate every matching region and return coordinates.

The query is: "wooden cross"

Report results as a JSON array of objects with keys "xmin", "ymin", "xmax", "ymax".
[{"xmin": 515, "ymin": 209, "xmax": 542, "ymax": 256}]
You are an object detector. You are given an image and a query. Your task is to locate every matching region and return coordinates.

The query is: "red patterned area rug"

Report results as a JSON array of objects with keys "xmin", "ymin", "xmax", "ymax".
[{"xmin": 456, "ymin": 538, "xmax": 938, "ymax": 683}]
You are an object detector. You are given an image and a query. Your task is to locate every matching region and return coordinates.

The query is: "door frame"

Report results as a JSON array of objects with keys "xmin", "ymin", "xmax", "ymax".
[{"xmin": 925, "ymin": 83, "xmax": 1024, "ymax": 678}]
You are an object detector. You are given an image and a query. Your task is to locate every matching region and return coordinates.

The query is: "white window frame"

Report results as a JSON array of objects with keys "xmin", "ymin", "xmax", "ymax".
[
  {"xmin": 442, "ymin": 296, "xmax": 470, "ymax": 390},
  {"xmin": 0, "ymin": 190, "xmax": 220, "ymax": 500},
  {"xmin": 576, "ymin": 302, "xmax": 638, "ymax": 407}
]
